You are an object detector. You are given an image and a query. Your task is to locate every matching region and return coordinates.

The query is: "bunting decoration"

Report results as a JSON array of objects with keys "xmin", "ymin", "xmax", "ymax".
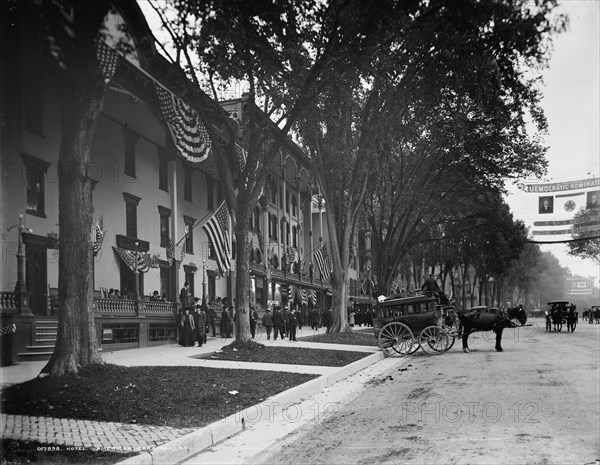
[
  {"xmin": 309, "ymin": 289, "xmax": 317, "ymax": 305},
  {"xmin": 288, "ymin": 285, "xmax": 295, "ymax": 302},
  {"xmin": 113, "ymin": 247, "xmax": 159, "ymax": 273},
  {"xmin": 96, "ymin": 40, "xmax": 118, "ymax": 84},
  {"xmin": 154, "ymin": 82, "xmax": 211, "ymax": 164},
  {"xmin": 202, "ymin": 200, "xmax": 232, "ymax": 276},
  {"xmin": 1, "ymin": 324, "xmax": 17, "ymax": 336},
  {"xmin": 301, "ymin": 288, "xmax": 307, "ymax": 306},
  {"xmin": 91, "ymin": 216, "xmax": 105, "ymax": 256},
  {"xmin": 314, "ymin": 244, "xmax": 330, "ymax": 281}
]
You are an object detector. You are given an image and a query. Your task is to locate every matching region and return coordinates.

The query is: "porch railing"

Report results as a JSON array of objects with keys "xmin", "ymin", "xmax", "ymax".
[
  {"xmin": 94, "ymin": 298, "xmax": 174, "ymax": 316},
  {"xmin": 0, "ymin": 292, "xmax": 17, "ymax": 311}
]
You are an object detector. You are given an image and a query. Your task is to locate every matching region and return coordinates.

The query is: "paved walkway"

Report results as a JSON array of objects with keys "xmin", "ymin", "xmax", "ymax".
[{"xmin": 0, "ymin": 327, "xmax": 379, "ymax": 458}]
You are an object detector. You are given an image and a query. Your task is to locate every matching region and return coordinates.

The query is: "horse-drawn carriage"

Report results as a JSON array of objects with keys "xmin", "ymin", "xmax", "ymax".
[
  {"xmin": 545, "ymin": 300, "xmax": 577, "ymax": 332},
  {"xmin": 373, "ymin": 292, "xmax": 528, "ymax": 355},
  {"xmin": 373, "ymin": 292, "xmax": 455, "ymax": 356}
]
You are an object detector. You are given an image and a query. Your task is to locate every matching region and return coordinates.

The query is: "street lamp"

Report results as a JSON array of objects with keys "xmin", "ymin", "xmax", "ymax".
[{"xmin": 6, "ymin": 214, "xmax": 33, "ymax": 294}]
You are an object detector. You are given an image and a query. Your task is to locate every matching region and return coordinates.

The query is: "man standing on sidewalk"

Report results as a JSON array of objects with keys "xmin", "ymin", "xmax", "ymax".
[
  {"xmin": 262, "ymin": 308, "xmax": 273, "ymax": 340},
  {"xmin": 272, "ymin": 306, "xmax": 284, "ymax": 340}
]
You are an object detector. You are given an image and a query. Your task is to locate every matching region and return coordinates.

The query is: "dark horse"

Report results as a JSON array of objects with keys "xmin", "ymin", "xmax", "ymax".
[{"xmin": 459, "ymin": 304, "xmax": 527, "ymax": 353}]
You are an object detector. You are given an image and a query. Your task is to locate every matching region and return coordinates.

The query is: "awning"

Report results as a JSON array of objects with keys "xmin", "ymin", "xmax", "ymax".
[{"xmin": 351, "ymin": 296, "xmax": 375, "ymax": 304}]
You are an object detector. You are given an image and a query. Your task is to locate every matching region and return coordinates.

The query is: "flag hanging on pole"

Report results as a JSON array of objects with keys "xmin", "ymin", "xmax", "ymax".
[
  {"xmin": 91, "ymin": 216, "xmax": 105, "ymax": 256},
  {"xmin": 202, "ymin": 201, "xmax": 231, "ymax": 275},
  {"xmin": 154, "ymin": 82, "xmax": 212, "ymax": 164},
  {"xmin": 314, "ymin": 244, "xmax": 330, "ymax": 281}
]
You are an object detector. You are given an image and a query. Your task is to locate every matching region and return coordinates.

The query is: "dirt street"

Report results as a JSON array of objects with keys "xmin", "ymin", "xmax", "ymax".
[{"xmin": 254, "ymin": 318, "xmax": 600, "ymax": 465}]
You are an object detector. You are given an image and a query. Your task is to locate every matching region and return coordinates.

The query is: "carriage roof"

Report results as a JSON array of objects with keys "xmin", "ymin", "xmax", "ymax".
[
  {"xmin": 375, "ymin": 294, "xmax": 438, "ymax": 309},
  {"xmin": 547, "ymin": 300, "xmax": 572, "ymax": 306}
]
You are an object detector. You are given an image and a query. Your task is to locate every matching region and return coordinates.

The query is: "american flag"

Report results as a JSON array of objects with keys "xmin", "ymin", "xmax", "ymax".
[
  {"xmin": 202, "ymin": 201, "xmax": 231, "ymax": 275},
  {"xmin": 235, "ymin": 145, "xmax": 247, "ymax": 171},
  {"xmin": 91, "ymin": 216, "xmax": 105, "ymax": 256},
  {"xmin": 314, "ymin": 244, "xmax": 330, "ymax": 281},
  {"xmin": 154, "ymin": 82, "xmax": 212, "ymax": 164},
  {"xmin": 167, "ymin": 238, "xmax": 176, "ymax": 266},
  {"xmin": 95, "ymin": 40, "xmax": 118, "ymax": 84}
]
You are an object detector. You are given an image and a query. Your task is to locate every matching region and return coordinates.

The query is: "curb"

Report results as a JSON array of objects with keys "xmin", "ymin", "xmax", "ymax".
[{"xmin": 116, "ymin": 350, "xmax": 384, "ymax": 465}]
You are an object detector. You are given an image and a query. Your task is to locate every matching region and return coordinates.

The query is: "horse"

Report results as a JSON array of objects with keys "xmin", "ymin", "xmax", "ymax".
[
  {"xmin": 551, "ymin": 307, "xmax": 563, "ymax": 332},
  {"xmin": 458, "ymin": 304, "xmax": 527, "ymax": 353},
  {"xmin": 565, "ymin": 306, "xmax": 577, "ymax": 333}
]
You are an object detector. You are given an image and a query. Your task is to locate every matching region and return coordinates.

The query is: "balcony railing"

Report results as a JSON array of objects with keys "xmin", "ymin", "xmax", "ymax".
[{"xmin": 95, "ymin": 298, "xmax": 174, "ymax": 316}]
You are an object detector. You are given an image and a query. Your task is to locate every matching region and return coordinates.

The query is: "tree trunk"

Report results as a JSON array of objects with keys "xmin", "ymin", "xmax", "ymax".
[
  {"xmin": 43, "ymin": 70, "xmax": 105, "ymax": 376},
  {"xmin": 234, "ymin": 218, "xmax": 252, "ymax": 342}
]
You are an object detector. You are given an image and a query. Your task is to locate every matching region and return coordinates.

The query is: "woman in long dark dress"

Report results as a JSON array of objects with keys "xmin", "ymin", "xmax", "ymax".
[{"xmin": 180, "ymin": 308, "xmax": 196, "ymax": 347}]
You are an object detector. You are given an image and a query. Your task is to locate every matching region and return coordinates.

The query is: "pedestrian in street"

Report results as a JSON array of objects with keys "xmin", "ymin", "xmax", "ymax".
[
  {"xmin": 288, "ymin": 309, "xmax": 298, "ymax": 342},
  {"xmin": 249, "ymin": 306, "xmax": 259, "ymax": 339},
  {"xmin": 180, "ymin": 308, "xmax": 195, "ymax": 347},
  {"xmin": 262, "ymin": 308, "xmax": 273, "ymax": 340},
  {"xmin": 272, "ymin": 306, "xmax": 285, "ymax": 340},
  {"xmin": 348, "ymin": 309, "xmax": 355, "ymax": 327}
]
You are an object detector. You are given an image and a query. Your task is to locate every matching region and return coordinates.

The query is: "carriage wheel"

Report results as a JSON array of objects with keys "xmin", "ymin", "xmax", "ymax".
[
  {"xmin": 442, "ymin": 325, "xmax": 456, "ymax": 351},
  {"xmin": 419, "ymin": 326, "xmax": 450, "ymax": 355},
  {"xmin": 378, "ymin": 322, "xmax": 415, "ymax": 356}
]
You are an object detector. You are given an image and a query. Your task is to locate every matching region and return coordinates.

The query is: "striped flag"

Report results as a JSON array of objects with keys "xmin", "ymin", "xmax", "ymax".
[
  {"xmin": 314, "ymin": 244, "xmax": 330, "ymax": 281},
  {"xmin": 167, "ymin": 238, "xmax": 176, "ymax": 266},
  {"xmin": 154, "ymin": 82, "xmax": 212, "ymax": 164},
  {"xmin": 202, "ymin": 201, "xmax": 231, "ymax": 275},
  {"xmin": 91, "ymin": 216, "xmax": 105, "ymax": 256}
]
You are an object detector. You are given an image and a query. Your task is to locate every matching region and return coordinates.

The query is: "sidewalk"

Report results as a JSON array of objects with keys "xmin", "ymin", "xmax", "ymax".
[{"xmin": 1, "ymin": 327, "xmax": 386, "ymax": 463}]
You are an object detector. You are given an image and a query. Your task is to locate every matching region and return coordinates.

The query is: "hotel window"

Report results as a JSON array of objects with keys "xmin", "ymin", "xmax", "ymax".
[
  {"xmin": 184, "ymin": 215, "xmax": 195, "ymax": 254},
  {"xmin": 158, "ymin": 153, "xmax": 168, "ymax": 192},
  {"xmin": 22, "ymin": 154, "xmax": 49, "ymax": 217},
  {"xmin": 183, "ymin": 166, "xmax": 192, "ymax": 202},
  {"xmin": 291, "ymin": 196, "xmax": 297, "ymax": 217},
  {"xmin": 158, "ymin": 206, "xmax": 171, "ymax": 247},
  {"xmin": 123, "ymin": 128, "xmax": 138, "ymax": 178},
  {"xmin": 123, "ymin": 193, "xmax": 141, "ymax": 238}
]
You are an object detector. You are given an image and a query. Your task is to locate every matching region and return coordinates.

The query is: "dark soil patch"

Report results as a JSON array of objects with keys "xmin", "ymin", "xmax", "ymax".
[
  {"xmin": 197, "ymin": 340, "xmax": 371, "ymax": 366},
  {"xmin": 298, "ymin": 329, "xmax": 378, "ymax": 346},
  {"xmin": 0, "ymin": 439, "xmax": 137, "ymax": 465},
  {"xmin": 1, "ymin": 364, "xmax": 317, "ymax": 429}
]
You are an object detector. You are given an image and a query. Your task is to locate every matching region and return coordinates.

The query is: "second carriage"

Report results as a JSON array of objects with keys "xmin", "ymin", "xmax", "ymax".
[{"xmin": 373, "ymin": 292, "xmax": 456, "ymax": 356}]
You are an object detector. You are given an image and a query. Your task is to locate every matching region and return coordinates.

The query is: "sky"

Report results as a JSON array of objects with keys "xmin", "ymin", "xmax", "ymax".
[{"xmin": 505, "ymin": 0, "xmax": 600, "ymax": 283}]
